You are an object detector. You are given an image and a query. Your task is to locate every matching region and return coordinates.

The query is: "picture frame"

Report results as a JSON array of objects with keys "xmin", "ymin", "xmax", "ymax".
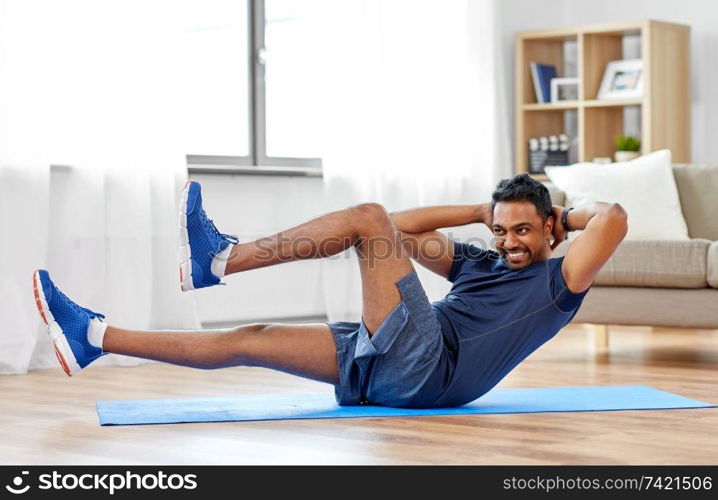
[
  {"xmin": 550, "ymin": 77, "xmax": 579, "ymax": 103},
  {"xmin": 597, "ymin": 59, "xmax": 644, "ymax": 100}
]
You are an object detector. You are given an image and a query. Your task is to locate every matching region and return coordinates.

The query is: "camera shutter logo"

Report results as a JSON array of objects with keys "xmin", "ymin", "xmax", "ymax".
[{"xmin": 5, "ymin": 471, "xmax": 30, "ymax": 495}]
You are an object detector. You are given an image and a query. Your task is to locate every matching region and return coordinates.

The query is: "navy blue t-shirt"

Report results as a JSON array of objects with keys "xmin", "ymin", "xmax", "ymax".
[{"xmin": 429, "ymin": 240, "xmax": 590, "ymax": 407}]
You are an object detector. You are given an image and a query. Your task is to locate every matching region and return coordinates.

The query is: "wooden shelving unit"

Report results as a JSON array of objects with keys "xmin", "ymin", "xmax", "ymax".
[{"xmin": 515, "ymin": 20, "xmax": 691, "ymax": 179}]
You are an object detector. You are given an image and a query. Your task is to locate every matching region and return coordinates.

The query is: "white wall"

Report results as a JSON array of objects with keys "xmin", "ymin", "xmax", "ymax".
[
  {"xmin": 500, "ymin": 0, "xmax": 718, "ymax": 164},
  {"xmin": 498, "ymin": 0, "xmax": 568, "ymax": 170}
]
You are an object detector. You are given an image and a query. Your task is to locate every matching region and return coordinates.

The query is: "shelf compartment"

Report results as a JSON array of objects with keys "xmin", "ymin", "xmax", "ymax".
[
  {"xmin": 581, "ymin": 32, "xmax": 627, "ymax": 100},
  {"xmin": 582, "ymin": 106, "xmax": 629, "ymax": 161},
  {"xmin": 519, "ymin": 37, "xmax": 577, "ymax": 104},
  {"xmin": 519, "ymin": 109, "xmax": 576, "ymax": 175}
]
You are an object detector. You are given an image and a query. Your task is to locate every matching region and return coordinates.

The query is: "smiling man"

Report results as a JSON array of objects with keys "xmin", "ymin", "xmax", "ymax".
[
  {"xmin": 400, "ymin": 173, "xmax": 628, "ymax": 406},
  {"xmin": 33, "ymin": 174, "xmax": 627, "ymax": 409}
]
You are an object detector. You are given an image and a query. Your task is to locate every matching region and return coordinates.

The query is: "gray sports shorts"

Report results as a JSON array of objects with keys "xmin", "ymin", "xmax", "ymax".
[{"xmin": 326, "ymin": 270, "xmax": 448, "ymax": 408}]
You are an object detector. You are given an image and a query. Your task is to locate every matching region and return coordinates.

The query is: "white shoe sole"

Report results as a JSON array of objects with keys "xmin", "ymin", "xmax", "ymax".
[
  {"xmin": 32, "ymin": 270, "xmax": 82, "ymax": 377},
  {"xmin": 179, "ymin": 179, "xmax": 195, "ymax": 291}
]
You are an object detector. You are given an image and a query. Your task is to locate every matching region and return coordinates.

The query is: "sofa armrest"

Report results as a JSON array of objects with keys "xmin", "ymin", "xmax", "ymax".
[{"xmin": 709, "ymin": 241, "xmax": 718, "ymax": 289}]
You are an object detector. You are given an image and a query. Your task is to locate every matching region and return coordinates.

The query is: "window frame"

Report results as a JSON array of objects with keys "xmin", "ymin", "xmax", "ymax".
[{"xmin": 187, "ymin": 0, "xmax": 322, "ymax": 176}]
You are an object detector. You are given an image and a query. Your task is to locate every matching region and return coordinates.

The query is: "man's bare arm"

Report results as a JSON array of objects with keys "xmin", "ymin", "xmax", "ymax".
[
  {"xmin": 390, "ymin": 204, "xmax": 492, "ymax": 234},
  {"xmin": 558, "ymin": 202, "xmax": 628, "ymax": 294},
  {"xmin": 390, "ymin": 204, "xmax": 493, "ymax": 279},
  {"xmin": 396, "ymin": 230, "xmax": 454, "ymax": 278}
]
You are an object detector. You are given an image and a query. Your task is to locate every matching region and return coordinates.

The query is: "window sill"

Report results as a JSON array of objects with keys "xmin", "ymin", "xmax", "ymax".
[{"xmin": 187, "ymin": 164, "xmax": 323, "ymax": 178}]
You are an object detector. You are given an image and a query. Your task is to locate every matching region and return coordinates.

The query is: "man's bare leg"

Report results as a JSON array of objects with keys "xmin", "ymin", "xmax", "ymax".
[
  {"xmin": 103, "ymin": 202, "xmax": 415, "ymax": 381},
  {"xmin": 103, "ymin": 322, "xmax": 339, "ymax": 384},
  {"xmin": 225, "ymin": 203, "xmax": 415, "ymax": 335}
]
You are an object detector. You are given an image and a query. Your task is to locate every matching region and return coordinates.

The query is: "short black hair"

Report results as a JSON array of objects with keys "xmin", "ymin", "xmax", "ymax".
[{"xmin": 491, "ymin": 173, "xmax": 553, "ymax": 222}]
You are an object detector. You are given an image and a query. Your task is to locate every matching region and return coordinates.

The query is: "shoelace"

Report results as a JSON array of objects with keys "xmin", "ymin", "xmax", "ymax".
[
  {"xmin": 55, "ymin": 286, "xmax": 106, "ymax": 321},
  {"xmin": 199, "ymin": 208, "xmax": 239, "ymax": 248}
]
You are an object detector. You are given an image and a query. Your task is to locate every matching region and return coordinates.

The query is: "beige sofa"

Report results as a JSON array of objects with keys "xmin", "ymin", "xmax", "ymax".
[{"xmin": 546, "ymin": 164, "xmax": 718, "ymax": 343}]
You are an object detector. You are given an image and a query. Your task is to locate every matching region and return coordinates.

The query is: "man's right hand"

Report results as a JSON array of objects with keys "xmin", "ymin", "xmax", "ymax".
[{"xmin": 475, "ymin": 203, "xmax": 494, "ymax": 229}]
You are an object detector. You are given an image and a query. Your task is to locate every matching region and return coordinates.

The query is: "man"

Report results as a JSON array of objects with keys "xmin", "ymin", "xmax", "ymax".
[{"xmin": 32, "ymin": 174, "xmax": 627, "ymax": 408}]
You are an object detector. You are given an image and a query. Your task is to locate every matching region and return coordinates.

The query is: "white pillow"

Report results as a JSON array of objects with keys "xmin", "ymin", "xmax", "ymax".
[{"xmin": 545, "ymin": 150, "xmax": 690, "ymax": 240}]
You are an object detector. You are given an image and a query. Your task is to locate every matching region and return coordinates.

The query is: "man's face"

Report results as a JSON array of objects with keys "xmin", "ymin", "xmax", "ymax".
[{"xmin": 492, "ymin": 201, "xmax": 553, "ymax": 269}]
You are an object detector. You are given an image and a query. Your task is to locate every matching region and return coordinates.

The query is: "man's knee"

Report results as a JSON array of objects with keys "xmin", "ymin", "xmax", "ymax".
[
  {"xmin": 353, "ymin": 203, "xmax": 393, "ymax": 231},
  {"xmin": 227, "ymin": 323, "xmax": 273, "ymax": 366}
]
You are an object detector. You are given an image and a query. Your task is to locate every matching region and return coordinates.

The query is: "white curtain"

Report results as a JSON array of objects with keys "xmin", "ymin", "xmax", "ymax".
[
  {"xmin": 319, "ymin": 0, "xmax": 511, "ymax": 321},
  {"xmin": 0, "ymin": 1, "xmax": 201, "ymax": 374}
]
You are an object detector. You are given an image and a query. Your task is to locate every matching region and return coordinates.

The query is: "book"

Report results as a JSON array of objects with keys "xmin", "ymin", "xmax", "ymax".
[{"xmin": 530, "ymin": 62, "xmax": 557, "ymax": 103}]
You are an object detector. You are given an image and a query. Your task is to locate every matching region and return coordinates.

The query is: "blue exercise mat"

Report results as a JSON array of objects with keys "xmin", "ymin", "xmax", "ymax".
[{"xmin": 96, "ymin": 385, "xmax": 716, "ymax": 426}]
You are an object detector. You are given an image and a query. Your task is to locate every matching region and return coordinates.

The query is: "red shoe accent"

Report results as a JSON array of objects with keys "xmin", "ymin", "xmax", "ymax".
[
  {"xmin": 53, "ymin": 342, "xmax": 72, "ymax": 377},
  {"xmin": 32, "ymin": 271, "xmax": 49, "ymax": 325}
]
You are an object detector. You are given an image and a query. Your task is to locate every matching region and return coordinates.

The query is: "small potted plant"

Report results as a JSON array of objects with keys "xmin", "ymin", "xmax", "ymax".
[{"xmin": 614, "ymin": 135, "xmax": 641, "ymax": 162}]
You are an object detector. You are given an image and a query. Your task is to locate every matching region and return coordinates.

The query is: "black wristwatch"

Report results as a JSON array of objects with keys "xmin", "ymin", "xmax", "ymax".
[{"xmin": 561, "ymin": 207, "xmax": 575, "ymax": 232}]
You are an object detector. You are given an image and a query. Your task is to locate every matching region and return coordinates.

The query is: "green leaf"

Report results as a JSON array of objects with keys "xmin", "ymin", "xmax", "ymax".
[{"xmin": 614, "ymin": 135, "xmax": 641, "ymax": 152}]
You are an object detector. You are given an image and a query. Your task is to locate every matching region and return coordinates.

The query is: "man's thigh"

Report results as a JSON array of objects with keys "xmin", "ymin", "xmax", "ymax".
[
  {"xmin": 358, "ymin": 271, "xmax": 446, "ymax": 407},
  {"xmin": 354, "ymin": 204, "xmax": 416, "ymax": 335},
  {"xmin": 237, "ymin": 322, "xmax": 339, "ymax": 385}
]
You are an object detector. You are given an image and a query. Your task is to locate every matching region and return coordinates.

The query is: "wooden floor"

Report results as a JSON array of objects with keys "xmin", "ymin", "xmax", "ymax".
[{"xmin": 1, "ymin": 324, "xmax": 716, "ymax": 465}]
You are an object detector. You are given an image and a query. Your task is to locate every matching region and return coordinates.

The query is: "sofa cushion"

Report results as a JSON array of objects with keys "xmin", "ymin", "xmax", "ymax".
[
  {"xmin": 709, "ymin": 241, "xmax": 718, "ymax": 289},
  {"xmin": 553, "ymin": 238, "xmax": 710, "ymax": 288},
  {"xmin": 545, "ymin": 150, "xmax": 690, "ymax": 241},
  {"xmin": 672, "ymin": 164, "xmax": 718, "ymax": 241}
]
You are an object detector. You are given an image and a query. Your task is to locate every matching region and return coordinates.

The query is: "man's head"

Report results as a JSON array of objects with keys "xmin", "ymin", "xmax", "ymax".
[{"xmin": 490, "ymin": 173, "xmax": 555, "ymax": 269}]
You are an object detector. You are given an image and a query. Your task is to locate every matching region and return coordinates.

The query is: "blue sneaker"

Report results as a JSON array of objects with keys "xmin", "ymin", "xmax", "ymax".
[
  {"xmin": 179, "ymin": 179, "xmax": 238, "ymax": 291},
  {"xmin": 32, "ymin": 270, "xmax": 107, "ymax": 376}
]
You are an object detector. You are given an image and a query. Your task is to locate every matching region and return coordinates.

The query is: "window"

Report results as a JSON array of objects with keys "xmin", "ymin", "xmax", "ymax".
[
  {"xmin": 184, "ymin": 0, "xmax": 323, "ymax": 175},
  {"xmin": 181, "ymin": 0, "xmax": 251, "ymax": 159}
]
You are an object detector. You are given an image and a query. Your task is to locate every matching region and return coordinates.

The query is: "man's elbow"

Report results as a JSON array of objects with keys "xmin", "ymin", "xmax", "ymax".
[
  {"xmin": 606, "ymin": 202, "xmax": 627, "ymax": 218},
  {"xmin": 606, "ymin": 203, "xmax": 628, "ymax": 236}
]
